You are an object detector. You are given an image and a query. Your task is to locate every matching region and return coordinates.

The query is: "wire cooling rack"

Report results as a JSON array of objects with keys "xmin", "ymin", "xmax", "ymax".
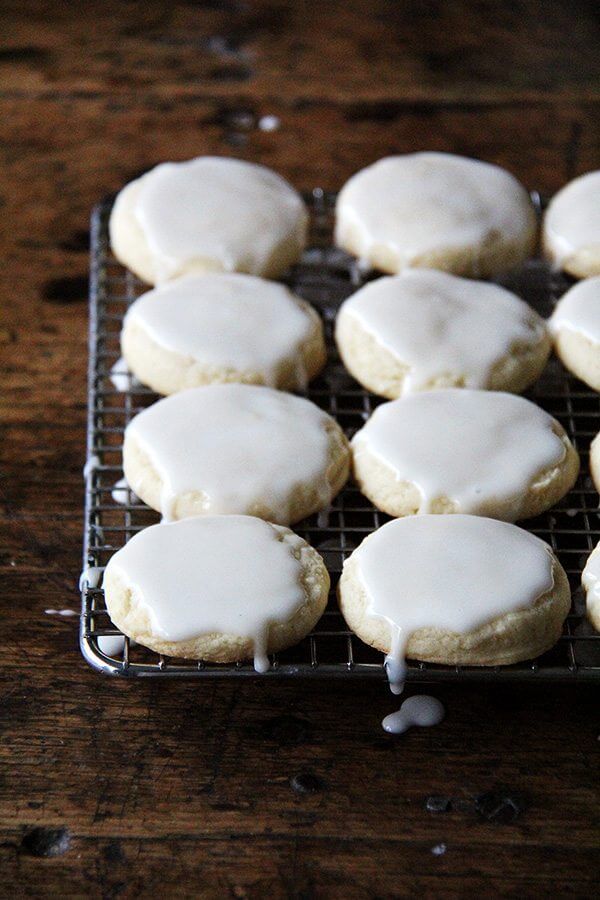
[{"xmin": 81, "ymin": 191, "xmax": 600, "ymax": 680}]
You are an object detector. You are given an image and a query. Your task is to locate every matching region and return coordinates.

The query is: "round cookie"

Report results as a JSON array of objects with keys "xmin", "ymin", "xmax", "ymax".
[
  {"xmin": 590, "ymin": 432, "xmax": 600, "ymax": 493},
  {"xmin": 123, "ymin": 383, "xmax": 350, "ymax": 524},
  {"xmin": 335, "ymin": 152, "xmax": 537, "ymax": 277},
  {"xmin": 103, "ymin": 515, "xmax": 330, "ymax": 666},
  {"xmin": 543, "ymin": 170, "xmax": 600, "ymax": 278},
  {"xmin": 582, "ymin": 541, "xmax": 600, "ymax": 631},
  {"xmin": 351, "ymin": 389, "xmax": 579, "ymax": 521},
  {"xmin": 121, "ymin": 273, "xmax": 326, "ymax": 395},
  {"xmin": 109, "ymin": 156, "xmax": 308, "ymax": 284},
  {"xmin": 335, "ymin": 268, "xmax": 550, "ymax": 399},
  {"xmin": 549, "ymin": 277, "xmax": 600, "ymax": 391},
  {"xmin": 338, "ymin": 515, "xmax": 571, "ymax": 672}
]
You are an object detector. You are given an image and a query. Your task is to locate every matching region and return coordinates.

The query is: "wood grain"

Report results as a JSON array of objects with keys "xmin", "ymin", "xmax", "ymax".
[{"xmin": 1, "ymin": 1, "xmax": 599, "ymax": 896}]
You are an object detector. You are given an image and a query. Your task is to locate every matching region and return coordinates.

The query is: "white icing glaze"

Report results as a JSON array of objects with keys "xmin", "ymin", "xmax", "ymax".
[
  {"xmin": 544, "ymin": 171, "xmax": 600, "ymax": 267},
  {"xmin": 352, "ymin": 389, "xmax": 566, "ymax": 519},
  {"xmin": 549, "ymin": 277, "xmax": 600, "ymax": 344},
  {"xmin": 124, "ymin": 273, "xmax": 316, "ymax": 389},
  {"xmin": 79, "ymin": 566, "xmax": 103, "ymax": 590},
  {"xmin": 83, "ymin": 455, "xmax": 99, "ymax": 479},
  {"xmin": 110, "ymin": 357, "xmax": 141, "ymax": 392},
  {"xmin": 582, "ymin": 544, "xmax": 600, "ymax": 624},
  {"xmin": 112, "ymin": 477, "xmax": 131, "ymax": 505},
  {"xmin": 125, "ymin": 384, "xmax": 336, "ymax": 524},
  {"xmin": 104, "ymin": 515, "xmax": 307, "ymax": 671},
  {"xmin": 97, "ymin": 635, "xmax": 126, "ymax": 656},
  {"xmin": 382, "ymin": 695, "xmax": 445, "ymax": 734},
  {"xmin": 335, "ymin": 152, "xmax": 533, "ymax": 269},
  {"xmin": 133, "ymin": 157, "xmax": 307, "ymax": 281},
  {"xmin": 349, "ymin": 515, "xmax": 555, "ymax": 693},
  {"xmin": 338, "ymin": 269, "xmax": 546, "ymax": 394}
]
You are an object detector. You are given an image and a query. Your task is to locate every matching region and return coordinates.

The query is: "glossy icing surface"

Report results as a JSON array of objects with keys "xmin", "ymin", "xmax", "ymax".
[
  {"xmin": 104, "ymin": 515, "xmax": 307, "ymax": 671},
  {"xmin": 544, "ymin": 170, "xmax": 600, "ymax": 266},
  {"xmin": 125, "ymin": 383, "xmax": 337, "ymax": 523},
  {"xmin": 335, "ymin": 152, "xmax": 533, "ymax": 268},
  {"xmin": 124, "ymin": 273, "xmax": 317, "ymax": 389},
  {"xmin": 349, "ymin": 515, "xmax": 555, "ymax": 692},
  {"xmin": 582, "ymin": 543, "xmax": 600, "ymax": 623},
  {"xmin": 352, "ymin": 389, "xmax": 566, "ymax": 518},
  {"xmin": 337, "ymin": 269, "xmax": 546, "ymax": 393},
  {"xmin": 549, "ymin": 276, "xmax": 600, "ymax": 344},
  {"xmin": 133, "ymin": 157, "xmax": 307, "ymax": 281}
]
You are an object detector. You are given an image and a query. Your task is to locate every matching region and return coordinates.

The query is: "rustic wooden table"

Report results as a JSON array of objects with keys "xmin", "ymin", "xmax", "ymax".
[{"xmin": 1, "ymin": 1, "xmax": 599, "ymax": 896}]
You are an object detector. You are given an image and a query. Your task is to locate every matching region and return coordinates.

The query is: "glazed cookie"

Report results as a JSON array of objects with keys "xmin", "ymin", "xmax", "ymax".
[
  {"xmin": 335, "ymin": 152, "xmax": 537, "ymax": 277},
  {"xmin": 109, "ymin": 156, "xmax": 308, "ymax": 284},
  {"xmin": 543, "ymin": 170, "xmax": 600, "ymax": 278},
  {"xmin": 338, "ymin": 515, "xmax": 570, "ymax": 686},
  {"xmin": 123, "ymin": 383, "xmax": 350, "ymax": 524},
  {"xmin": 351, "ymin": 390, "xmax": 579, "ymax": 520},
  {"xmin": 549, "ymin": 277, "xmax": 600, "ymax": 391},
  {"xmin": 590, "ymin": 432, "xmax": 600, "ymax": 493},
  {"xmin": 121, "ymin": 273, "xmax": 326, "ymax": 394},
  {"xmin": 103, "ymin": 515, "xmax": 330, "ymax": 667},
  {"xmin": 335, "ymin": 269, "xmax": 550, "ymax": 399},
  {"xmin": 582, "ymin": 542, "xmax": 600, "ymax": 631}
]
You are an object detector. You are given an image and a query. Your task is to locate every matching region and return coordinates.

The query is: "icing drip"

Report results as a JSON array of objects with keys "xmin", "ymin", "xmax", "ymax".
[
  {"xmin": 352, "ymin": 390, "xmax": 567, "ymax": 519},
  {"xmin": 544, "ymin": 170, "xmax": 600, "ymax": 267},
  {"xmin": 83, "ymin": 455, "xmax": 99, "ymax": 479},
  {"xmin": 133, "ymin": 157, "xmax": 307, "ymax": 282},
  {"xmin": 123, "ymin": 273, "xmax": 315, "ymax": 391},
  {"xmin": 582, "ymin": 545, "xmax": 600, "ymax": 625},
  {"xmin": 549, "ymin": 277, "xmax": 600, "ymax": 344},
  {"xmin": 338, "ymin": 269, "xmax": 546, "ymax": 394},
  {"xmin": 79, "ymin": 566, "xmax": 103, "ymax": 590},
  {"xmin": 104, "ymin": 516, "xmax": 307, "ymax": 673},
  {"xmin": 97, "ymin": 635, "xmax": 126, "ymax": 656},
  {"xmin": 382, "ymin": 696, "xmax": 445, "ymax": 734},
  {"xmin": 335, "ymin": 152, "xmax": 534, "ymax": 269},
  {"xmin": 110, "ymin": 358, "xmax": 133, "ymax": 392},
  {"xmin": 125, "ymin": 384, "xmax": 338, "ymax": 524},
  {"xmin": 110, "ymin": 478, "xmax": 139, "ymax": 506},
  {"xmin": 347, "ymin": 515, "xmax": 555, "ymax": 703}
]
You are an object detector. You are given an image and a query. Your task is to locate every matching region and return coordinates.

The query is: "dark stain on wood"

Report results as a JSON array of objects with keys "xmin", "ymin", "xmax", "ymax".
[
  {"xmin": 58, "ymin": 230, "xmax": 90, "ymax": 253},
  {"xmin": 261, "ymin": 715, "xmax": 313, "ymax": 746},
  {"xmin": 208, "ymin": 63, "xmax": 253, "ymax": 82},
  {"xmin": 41, "ymin": 275, "xmax": 88, "ymax": 304},
  {"xmin": 0, "ymin": 46, "xmax": 52, "ymax": 64}
]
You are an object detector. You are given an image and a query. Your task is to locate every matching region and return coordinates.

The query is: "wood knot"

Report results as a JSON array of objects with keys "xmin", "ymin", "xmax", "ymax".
[
  {"xmin": 475, "ymin": 790, "xmax": 525, "ymax": 824},
  {"xmin": 290, "ymin": 771, "xmax": 324, "ymax": 795},
  {"xmin": 262, "ymin": 715, "xmax": 312, "ymax": 746},
  {"xmin": 21, "ymin": 826, "xmax": 71, "ymax": 857}
]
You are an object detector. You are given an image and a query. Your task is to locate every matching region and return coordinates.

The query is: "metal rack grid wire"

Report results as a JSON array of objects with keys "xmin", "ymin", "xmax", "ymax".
[{"xmin": 81, "ymin": 190, "xmax": 600, "ymax": 680}]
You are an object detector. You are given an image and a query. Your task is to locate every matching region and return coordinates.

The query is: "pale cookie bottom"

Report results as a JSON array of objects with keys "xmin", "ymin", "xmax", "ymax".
[
  {"xmin": 336, "ymin": 216, "xmax": 538, "ymax": 279},
  {"xmin": 542, "ymin": 238, "xmax": 600, "ymax": 280},
  {"xmin": 109, "ymin": 177, "xmax": 307, "ymax": 285},
  {"xmin": 104, "ymin": 525, "xmax": 330, "ymax": 661},
  {"xmin": 123, "ymin": 419, "xmax": 350, "ymax": 525},
  {"xmin": 582, "ymin": 542, "xmax": 600, "ymax": 632},
  {"xmin": 335, "ymin": 311, "xmax": 552, "ymax": 400},
  {"xmin": 552, "ymin": 326, "xmax": 600, "ymax": 392},
  {"xmin": 590, "ymin": 432, "xmax": 600, "ymax": 494},
  {"xmin": 352, "ymin": 428, "xmax": 580, "ymax": 521},
  {"xmin": 338, "ymin": 554, "xmax": 571, "ymax": 666},
  {"xmin": 121, "ymin": 299, "xmax": 326, "ymax": 395}
]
